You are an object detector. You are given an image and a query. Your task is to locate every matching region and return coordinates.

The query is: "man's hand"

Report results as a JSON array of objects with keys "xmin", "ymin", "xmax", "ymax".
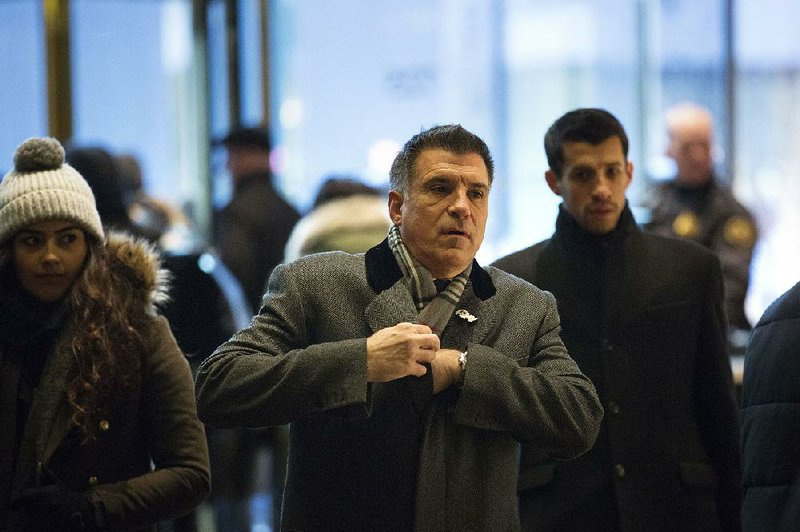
[
  {"xmin": 430, "ymin": 349, "xmax": 464, "ymax": 394},
  {"xmin": 366, "ymin": 322, "xmax": 439, "ymax": 382}
]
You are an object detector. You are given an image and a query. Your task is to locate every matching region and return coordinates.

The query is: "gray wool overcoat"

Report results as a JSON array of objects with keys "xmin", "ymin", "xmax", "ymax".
[{"xmin": 195, "ymin": 238, "xmax": 603, "ymax": 531}]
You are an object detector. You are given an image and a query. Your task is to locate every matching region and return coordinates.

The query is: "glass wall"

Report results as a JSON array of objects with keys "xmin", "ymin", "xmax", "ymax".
[
  {"xmin": 70, "ymin": 0, "xmax": 210, "ymax": 230},
  {"xmin": 0, "ymin": 0, "xmax": 47, "ymax": 173},
  {"xmin": 268, "ymin": 0, "xmax": 501, "ymax": 219},
  {"xmin": 734, "ymin": 0, "xmax": 800, "ymax": 321}
]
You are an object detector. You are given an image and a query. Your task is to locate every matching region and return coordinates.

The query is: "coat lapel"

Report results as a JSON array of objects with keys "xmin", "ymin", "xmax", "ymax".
[
  {"xmin": 364, "ymin": 281, "xmax": 418, "ymax": 333},
  {"xmin": 363, "ymin": 240, "xmax": 498, "ymax": 345}
]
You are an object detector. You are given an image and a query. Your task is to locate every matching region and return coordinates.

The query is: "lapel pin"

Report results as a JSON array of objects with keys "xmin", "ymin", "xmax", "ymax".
[{"xmin": 455, "ymin": 309, "xmax": 477, "ymax": 323}]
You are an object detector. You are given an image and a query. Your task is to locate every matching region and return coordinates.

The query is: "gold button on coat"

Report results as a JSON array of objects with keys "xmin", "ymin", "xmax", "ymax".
[
  {"xmin": 88, "ymin": 476, "xmax": 99, "ymax": 486},
  {"xmin": 614, "ymin": 464, "xmax": 626, "ymax": 478},
  {"xmin": 99, "ymin": 420, "xmax": 109, "ymax": 432}
]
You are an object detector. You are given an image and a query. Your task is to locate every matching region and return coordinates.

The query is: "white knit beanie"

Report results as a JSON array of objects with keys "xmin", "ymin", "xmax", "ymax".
[{"xmin": 0, "ymin": 137, "xmax": 105, "ymax": 246}]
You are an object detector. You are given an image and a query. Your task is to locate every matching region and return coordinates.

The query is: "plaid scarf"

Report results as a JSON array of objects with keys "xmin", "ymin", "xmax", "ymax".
[{"xmin": 388, "ymin": 224, "xmax": 471, "ymax": 337}]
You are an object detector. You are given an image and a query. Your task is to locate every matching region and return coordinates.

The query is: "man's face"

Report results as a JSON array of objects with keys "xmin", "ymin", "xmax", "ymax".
[
  {"xmin": 389, "ymin": 148, "xmax": 489, "ymax": 279},
  {"xmin": 667, "ymin": 121, "xmax": 713, "ymax": 186},
  {"xmin": 545, "ymin": 136, "xmax": 633, "ymax": 235}
]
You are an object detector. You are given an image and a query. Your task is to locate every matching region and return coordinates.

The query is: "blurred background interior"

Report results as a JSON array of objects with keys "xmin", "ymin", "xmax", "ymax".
[
  {"xmin": 2, "ymin": 0, "xmax": 798, "ymax": 325},
  {"xmin": 2, "ymin": 0, "xmax": 799, "ymax": 529}
]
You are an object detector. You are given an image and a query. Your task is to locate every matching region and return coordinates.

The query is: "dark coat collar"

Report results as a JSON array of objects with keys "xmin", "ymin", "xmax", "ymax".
[
  {"xmin": 554, "ymin": 201, "xmax": 638, "ymax": 247},
  {"xmin": 365, "ymin": 238, "xmax": 496, "ymax": 300},
  {"xmin": 234, "ymin": 171, "xmax": 275, "ymax": 193}
]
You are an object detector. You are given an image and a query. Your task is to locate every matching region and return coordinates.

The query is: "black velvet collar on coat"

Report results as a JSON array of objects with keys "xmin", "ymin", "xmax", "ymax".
[{"xmin": 365, "ymin": 237, "xmax": 497, "ymax": 300}]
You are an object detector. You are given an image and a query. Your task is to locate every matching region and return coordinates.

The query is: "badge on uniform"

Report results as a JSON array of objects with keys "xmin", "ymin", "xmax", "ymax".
[
  {"xmin": 723, "ymin": 216, "xmax": 756, "ymax": 248},
  {"xmin": 672, "ymin": 211, "xmax": 700, "ymax": 239}
]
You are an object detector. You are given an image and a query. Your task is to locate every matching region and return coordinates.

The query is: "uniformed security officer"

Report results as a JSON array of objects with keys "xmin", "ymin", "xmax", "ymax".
[{"xmin": 645, "ymin": 102, "xmax": 757, "ymax": 338}]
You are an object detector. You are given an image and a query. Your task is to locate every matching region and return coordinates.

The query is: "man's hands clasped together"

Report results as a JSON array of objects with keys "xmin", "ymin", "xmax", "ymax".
[{"xmin": 366, "ymin": 322, "xmax": 464, "ymax": 393}]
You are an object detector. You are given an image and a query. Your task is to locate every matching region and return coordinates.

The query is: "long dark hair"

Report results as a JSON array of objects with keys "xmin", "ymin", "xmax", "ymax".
[{"xmin": 64, "ymin": 237, "xmax": 146, "ymax": 442}]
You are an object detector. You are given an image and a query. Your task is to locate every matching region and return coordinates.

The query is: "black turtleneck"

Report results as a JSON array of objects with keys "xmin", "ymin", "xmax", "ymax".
[{"xmin": 538, "ymin": 203, "xmax": 637, "ymax": 394}]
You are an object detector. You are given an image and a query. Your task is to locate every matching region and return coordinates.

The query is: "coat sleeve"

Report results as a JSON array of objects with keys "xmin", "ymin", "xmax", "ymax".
[
  {"xmin": 92, "ymin": 316, "xmax": 211, "ymax": 529},
  {"xmin": 195, "ymin": 261, "xmax": 373, "ymax": 428},
  {"xmin": 454, "ymin": 286, "xmax": 604, "ymax": 460}
]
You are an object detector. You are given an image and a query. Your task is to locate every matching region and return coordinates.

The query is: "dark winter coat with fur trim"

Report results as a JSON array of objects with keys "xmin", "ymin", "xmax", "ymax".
[{"xmin": 0, "ymin": 233, "xmax": 210, "ymax": 531}]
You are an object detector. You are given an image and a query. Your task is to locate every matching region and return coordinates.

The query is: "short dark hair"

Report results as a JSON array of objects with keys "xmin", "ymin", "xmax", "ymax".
[
  {"xmin": 312, "ymin": 176, "xmax": 383, "ymax": 209},
  {"xmin": 216, "ymin": 126, "xmax": 271, "ymax": 151},
  {"xmin": 389, "ymin": 124, "xmax": 494, "ymax": 194},
  {"xmin": 544, "ymin": 108, "xmax": 629, "ymax": 176}
]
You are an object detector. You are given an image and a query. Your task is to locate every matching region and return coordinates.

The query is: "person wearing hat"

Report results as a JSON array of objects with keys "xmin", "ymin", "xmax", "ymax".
[
  {"xmin": 0, "ymin": 137, "xmax": 210, "ymax": 530},
  {"xmin": 214, "ymin": 125, "xmax": 300, "ymax": 313}
]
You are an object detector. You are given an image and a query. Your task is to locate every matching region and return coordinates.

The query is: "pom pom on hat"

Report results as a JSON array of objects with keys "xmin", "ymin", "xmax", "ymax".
[{"xmin": 0, "ymin": 137, "xmax": 105, "ymax": 246}]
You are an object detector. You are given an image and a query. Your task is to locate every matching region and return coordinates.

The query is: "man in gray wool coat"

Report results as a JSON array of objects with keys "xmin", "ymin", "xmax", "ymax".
[{"xmin": 195, "ymin": 124, "xmax": 603, "ymax": 531}]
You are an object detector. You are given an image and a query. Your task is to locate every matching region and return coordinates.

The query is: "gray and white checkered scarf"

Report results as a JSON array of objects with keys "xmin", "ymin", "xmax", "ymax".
[{"xmin": 387, "ymin": 224, "xmax": 471, "ymax": 337}]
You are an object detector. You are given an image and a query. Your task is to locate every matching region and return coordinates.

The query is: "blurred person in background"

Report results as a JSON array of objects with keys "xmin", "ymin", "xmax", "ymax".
[
  {"xmin": 211, "ymin": 125, "xmax": 299, "ymax": 532},
  {"xmin": 116, "ymin": 154, "xmax": 253, "ymax": 532},
  {"xmin": 213, "ymin": 126, "xmax": 299, "ymax": 314},
  {"xmin": 644, "ymin": 102, "xmax": 758, "ymax": 349},
  {"xmin": 116, "ymin": 152, "xmax": 191, "ymax": 247},
  {"xmin": 0, "ymin": 137, "xmax": 210, "ymax": 530},
  {"xmin": 65, "ymin": 145, "xmax": 142, "ymax": 237},
  {"xmin": 283, "ymin": 175, "xmax": 391, "ymax": 262}
]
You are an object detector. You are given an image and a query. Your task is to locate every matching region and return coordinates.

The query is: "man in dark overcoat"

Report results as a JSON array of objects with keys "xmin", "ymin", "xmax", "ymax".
[
  {"xmin": 214, "ymin": 126, "xmax": 299, "ymax": 313},
  {"xmin": 494, "ymin": 108, "xmax": 742, "ymax": 531},
  {"xmin": 196, "ymin": 124, "xmax": 603, "ymax": 531}
]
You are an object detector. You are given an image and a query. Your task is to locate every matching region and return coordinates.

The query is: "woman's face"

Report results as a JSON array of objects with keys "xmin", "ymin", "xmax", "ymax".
[{"xmin": 13, "ymin": 219, "xmax": 89, "ymax": 303}]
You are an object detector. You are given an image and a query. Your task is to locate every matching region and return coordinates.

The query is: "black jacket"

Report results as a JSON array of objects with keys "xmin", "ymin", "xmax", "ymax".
[
  {"xmin": 741, "ymin": 281, "xmax": 800, "ymax": 531},
  {"xmin": 493, "ymin": 204, "xmax": 742, "ymax": 531},
  {"xmin": 215, "ymin": 172, "xmax": 299, "ymax": 313}
]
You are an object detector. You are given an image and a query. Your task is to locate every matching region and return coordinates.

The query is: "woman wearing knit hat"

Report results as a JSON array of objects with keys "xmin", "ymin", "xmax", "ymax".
[{"xmin": 0, "ymin": 137, "xmax": 210, "ymax": 530}]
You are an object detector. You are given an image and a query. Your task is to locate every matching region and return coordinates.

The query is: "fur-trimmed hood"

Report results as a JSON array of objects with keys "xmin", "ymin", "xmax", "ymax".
[
  {"xmin": 104, "ymin": 231, "xmax": 170, "ymax": 314},
  {"xmin": 283, "ymin": 194, "xmax": 392, "ymax": 262}
]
